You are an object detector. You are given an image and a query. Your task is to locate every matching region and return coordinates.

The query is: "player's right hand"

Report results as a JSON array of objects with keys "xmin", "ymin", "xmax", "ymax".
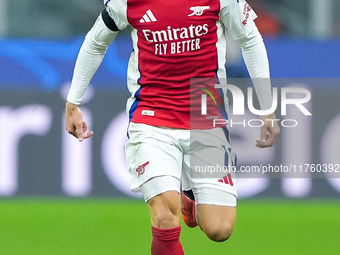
[{"xmin": 65, "ymin": 101, "xmax": 93, "ymax": 142}]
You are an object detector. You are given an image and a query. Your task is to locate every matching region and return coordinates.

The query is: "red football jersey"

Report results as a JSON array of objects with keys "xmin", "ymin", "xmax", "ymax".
[{"xmin": 105, "ymin": 0, "xmax": 257, "ymax": 129}]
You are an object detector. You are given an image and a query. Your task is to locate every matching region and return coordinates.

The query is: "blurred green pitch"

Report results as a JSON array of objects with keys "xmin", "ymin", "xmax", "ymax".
[{"xmin": 0, "ymin": 199, "xmax": 339, "ymax": 255}]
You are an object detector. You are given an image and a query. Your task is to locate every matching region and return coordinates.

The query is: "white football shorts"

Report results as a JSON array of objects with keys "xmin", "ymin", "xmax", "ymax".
[{"xmin": 125, "ymin": 122, "xmax": 237, "ymax": 206}]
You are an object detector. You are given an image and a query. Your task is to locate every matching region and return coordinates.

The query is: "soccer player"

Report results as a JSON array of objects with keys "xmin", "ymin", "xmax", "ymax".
[{"xmin": 65, "ymin": 0, "xmax": 280, "ymax": 254}]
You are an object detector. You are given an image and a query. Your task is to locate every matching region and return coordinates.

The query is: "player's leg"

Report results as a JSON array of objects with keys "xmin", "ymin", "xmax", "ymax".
[
  {"xmin": 141, "ymin": 177, "xmax": 184, "ymax": 255},
  {"xmin": 181, "ymin": 188, "xmax": 236, "ymax": 241},
  {"xmin": 197, "ymin": 205, "xmax": 236, "ymax": 242},
  {"xmin": 182, "ymin": 127, "xmax": 237, "ymax": 241},
  {"xmin": 125, "ymin": 123, "xmax": 185, "ymax": 255},
  {"xmin": 141, "ymin": 176, "xmax": 182, "ymax": 229},
  {"xmin": 196, "ymin": 204, "xmax": 236, "ymax": 242},
  {"xmin": 181, "ymin": 187, "xmax": 236, "ymax": 242},
  {"xmin": 194, "ymin": 189, "xmax": 236, "ymax": 242},
  {"xmin": 147, "ymin": 190, "xmax": 181, "ymax": 228}
]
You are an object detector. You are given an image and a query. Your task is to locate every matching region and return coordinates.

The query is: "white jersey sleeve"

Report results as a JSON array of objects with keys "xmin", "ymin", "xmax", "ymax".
[
  {"xmin": 104, "ymin": 0, "xmax": 129, "ymax": 30},
  {"xmin": 220, "ymin": 0, "xmax": 273, "ymax": 111},
  {"xmin": 67, "ymin": 14, "xmax": 118, "ymax": 105},
  {"xmin": 219, "ymin": 0, "xmax": 258, "ymax": 40}
]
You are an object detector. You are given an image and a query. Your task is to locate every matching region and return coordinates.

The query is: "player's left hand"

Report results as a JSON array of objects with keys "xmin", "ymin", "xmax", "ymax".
[{"xmin": 256, "ymin": 112, "xmax": 280, "ymax": 148}]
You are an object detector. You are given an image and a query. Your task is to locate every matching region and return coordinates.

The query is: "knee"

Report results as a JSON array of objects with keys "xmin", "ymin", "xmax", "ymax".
[
  {"xmin": 196, "ymin": 203, "xmax": 236, "ymax": 242},
  {"xmin": 202, "ymin": 222, "xmax": 233, "ymax": 242},
  {"xmin": 152, "ymin": 207, "xmax": 179, "ymax": 228},
  {"xmin": 147, "ymin": 191, "xmax": 181, "ymax": 228}
]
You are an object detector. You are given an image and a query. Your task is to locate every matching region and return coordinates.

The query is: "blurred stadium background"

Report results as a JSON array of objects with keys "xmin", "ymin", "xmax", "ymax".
[{"xmin": 0, "ymin": 0, "xmax": 339, "ymax": 254}]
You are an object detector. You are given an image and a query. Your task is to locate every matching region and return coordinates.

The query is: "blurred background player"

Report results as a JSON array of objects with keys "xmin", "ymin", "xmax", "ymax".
[{"xmin": 65, "ymin": 0, "xmax": 280, "ymax": 254}]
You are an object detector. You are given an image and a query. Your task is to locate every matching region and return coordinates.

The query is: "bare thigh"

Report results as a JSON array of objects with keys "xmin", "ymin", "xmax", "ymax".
[{"xmin": 196, "ymin": 204, "xmax": 236, "ymax": 242}]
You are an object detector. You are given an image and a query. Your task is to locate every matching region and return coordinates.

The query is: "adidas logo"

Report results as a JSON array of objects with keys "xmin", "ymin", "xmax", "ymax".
[
  {"xmin": 218, "ymin": 173, "xmax": 234, "ymax": 186},
  {"xmin": 140, "ymin": 9, "xmax": 157, "ymax": 23}
]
